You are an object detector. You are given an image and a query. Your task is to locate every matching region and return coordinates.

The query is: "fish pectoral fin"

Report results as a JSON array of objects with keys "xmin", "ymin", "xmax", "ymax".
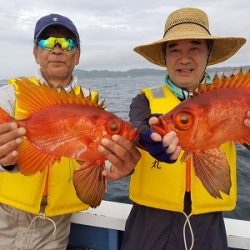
[
  {"xmin": 18, "ymin": 139, "xmax": 59, "ymax": 175},
  {"xmin": 73, "ymin": 161, "xmax": 106, "ymax": 208},
  {"xmin": 193, "ymin": 148, "xmax": 231, "ymax": 199}
]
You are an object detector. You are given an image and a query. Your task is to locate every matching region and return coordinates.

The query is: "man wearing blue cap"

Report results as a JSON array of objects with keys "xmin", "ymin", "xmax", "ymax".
[{"xmin": 0, "ymin": 13, "xmax": 140, "ymax": 249}]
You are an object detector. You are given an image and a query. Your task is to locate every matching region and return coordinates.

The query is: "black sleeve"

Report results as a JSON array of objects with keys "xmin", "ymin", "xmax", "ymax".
[
  {"xmin": 1, "ymin": 164, "xmax": 18, "ymax": 172},
  {"xmin": 129, "ymin": 93, "xmax": 150, "ymax": 131},
  {"xmin": 129, "ymin": 93, "xmax": 162, "ymax": 133}
]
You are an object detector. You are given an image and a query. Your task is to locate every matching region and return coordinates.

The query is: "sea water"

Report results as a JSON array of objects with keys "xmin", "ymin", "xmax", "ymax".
[{"xmin": 1, "ymin": 75, "xmax": 249, "ymax": 221}]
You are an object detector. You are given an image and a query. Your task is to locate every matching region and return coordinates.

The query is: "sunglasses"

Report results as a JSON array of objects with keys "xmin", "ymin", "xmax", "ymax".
[{"xmin": 37, "ymin": 37, "xmax": 78, "ymax": 51}]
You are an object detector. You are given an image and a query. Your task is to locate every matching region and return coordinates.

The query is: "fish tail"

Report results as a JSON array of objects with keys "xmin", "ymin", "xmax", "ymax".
[
  {"xmin": 73, "ymin": 161, "xmax": 106, "ymax": 208},
  {"xmin": 0, "ymin": 107, "xmax": 14, "ymax": 124}
]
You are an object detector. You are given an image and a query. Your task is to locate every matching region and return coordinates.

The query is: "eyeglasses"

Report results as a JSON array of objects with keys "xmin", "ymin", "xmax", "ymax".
[{"xmin": 37, "ymin": 37, "xmax": 77, "ymax": 51}]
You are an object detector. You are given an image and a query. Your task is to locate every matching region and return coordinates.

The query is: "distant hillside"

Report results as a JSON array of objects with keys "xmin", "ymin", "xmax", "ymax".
[
  {"xmin": 0, "ymin": 66, "xmax": 249, "ymax": 84},
  {"xmin": 207, "ymin": 65, "xmax": 249, "ymax": 74},
  {"xmin": 75, "ymin": 66, "xmax": 249, "ymax": 79},
  {"xmin": 74, "ymin": 68, "xmax": 166, "ymax": 78}
]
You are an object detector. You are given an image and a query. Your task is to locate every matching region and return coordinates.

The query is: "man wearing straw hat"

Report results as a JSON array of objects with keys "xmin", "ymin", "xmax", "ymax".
[{"xmin": 122, "ymin": 7, "xmax": 248, "ymax": 250}]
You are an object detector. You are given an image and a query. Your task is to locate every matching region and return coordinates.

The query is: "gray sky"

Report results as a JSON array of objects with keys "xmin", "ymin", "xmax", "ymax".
[{"xmin": 0, "ymin": 0, "xmax": 249, "ymax": 79}]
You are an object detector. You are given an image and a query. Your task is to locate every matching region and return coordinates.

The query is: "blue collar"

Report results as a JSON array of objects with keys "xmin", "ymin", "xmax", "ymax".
[{"xmin": 163, "ymin": 73, "xmax": 211, "ymax": 100}]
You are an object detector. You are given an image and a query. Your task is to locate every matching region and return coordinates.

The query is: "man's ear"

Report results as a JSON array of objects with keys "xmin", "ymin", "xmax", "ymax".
[
  {"xmin": 33, "ymin": 46, "xmax": 40, "ymax": 64},
  {"xmin": 74, "ymin": 49, "xmax": 80, "ymax": 65}
]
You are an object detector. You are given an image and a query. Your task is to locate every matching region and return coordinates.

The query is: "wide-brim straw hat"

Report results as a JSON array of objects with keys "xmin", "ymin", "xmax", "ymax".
[{"xmin": 134, "ymin": 7, "xmax": 246, "ymax": 66}]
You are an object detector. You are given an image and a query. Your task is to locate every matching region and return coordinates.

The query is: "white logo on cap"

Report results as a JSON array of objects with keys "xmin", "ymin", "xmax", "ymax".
[{"xmin": 53, "ymin": 17, "xmax": 58, "ymax": 22}]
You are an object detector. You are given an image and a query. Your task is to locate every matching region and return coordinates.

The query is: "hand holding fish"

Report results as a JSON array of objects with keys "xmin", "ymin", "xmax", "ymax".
[
  {"xmin": 149, "ymin": 117, "xmax": 182, "ymax": 161},
  {"xmin": 244, "ymin": 110, "xmax": 250, "ymax": 127},
  {"xmin": 99, "ymin": 134, "xmax": 141, "ymax": 180},
  {"xmin": 137, "ymin": 117, "xmax": 181, "ymax": 163},
  {"xmin": 0, "ymin": 122, "xmax": 26, "ymax": 166}
]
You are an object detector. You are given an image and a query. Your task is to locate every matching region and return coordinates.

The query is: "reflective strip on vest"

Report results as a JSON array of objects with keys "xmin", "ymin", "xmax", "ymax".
[{"xmin": 151, "ymin": 86, "xmax": 166, "ymax": 98}]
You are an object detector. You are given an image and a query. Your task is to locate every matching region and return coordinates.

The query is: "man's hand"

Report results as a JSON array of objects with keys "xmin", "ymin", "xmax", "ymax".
[
  {"xmin": 244, "ymin": 111, "xmax": 250, "ymax": 128},
  {"xmin": 149, "ymin": 117, "xmax": 181, "ymax": 161},
  {"xmin": 0, "ymin": 122, "xmax": 26, "ymax": 166},
  {"xmin": 98, "ymin": 134, "xmax": 141, "ymax": 180}
]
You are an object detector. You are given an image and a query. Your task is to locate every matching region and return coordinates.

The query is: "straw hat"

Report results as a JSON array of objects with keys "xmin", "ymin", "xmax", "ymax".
[{"xmin": 134, "ymin": 7, "xmax": 246, "ymax": 66}]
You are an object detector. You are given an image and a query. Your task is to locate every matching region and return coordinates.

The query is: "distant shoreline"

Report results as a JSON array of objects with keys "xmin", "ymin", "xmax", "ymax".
[
  {"xmin": 1, "ymin": 66, "xmax": 249, "ymax": 83},
  {"xmin": 74, "ymin": 66, "xmax": 249, "ymax": 79}
]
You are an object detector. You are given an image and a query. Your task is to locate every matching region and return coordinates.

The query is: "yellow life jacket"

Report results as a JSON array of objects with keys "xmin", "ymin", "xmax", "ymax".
[
  {"xmin": 129, "ymin": 85, "xmax": 237, "ymax": 215},
  {"xmin": 0, "ymin": 77, "xmax": 98, "ymax": 216}
]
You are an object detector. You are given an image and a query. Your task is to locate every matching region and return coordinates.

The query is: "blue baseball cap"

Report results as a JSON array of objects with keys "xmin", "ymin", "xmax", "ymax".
[{"xmin": 34, "ymin": 13, "xmax": 79, "ymax": 41}]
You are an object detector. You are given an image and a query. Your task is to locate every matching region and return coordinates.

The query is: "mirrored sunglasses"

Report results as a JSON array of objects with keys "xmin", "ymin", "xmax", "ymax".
[{"xmin": 37, "ymin": 37, "xmax": 77, "ymax": 51}]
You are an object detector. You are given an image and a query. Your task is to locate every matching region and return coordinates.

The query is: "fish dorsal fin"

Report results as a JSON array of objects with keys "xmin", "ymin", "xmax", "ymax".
[
  {"xmin": 195, "ymin": 68, "xmax": 250, "ymax": 95},
  {"xmin": 14, "ymin": 77, "xmax": 105, "ymax": 119}
]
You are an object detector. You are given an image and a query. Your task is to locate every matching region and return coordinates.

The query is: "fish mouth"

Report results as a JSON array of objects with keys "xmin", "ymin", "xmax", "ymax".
[
  {"xmin": 129, "ymin": 128, "xmax": 138, "ymax": 141},
  {"xmin": 121, "ymin": 122, "xmax": 138, "ymax": 141},
  {"xmin": 151, "ymin": 117, "xmax": 175, "ymax": 136}
]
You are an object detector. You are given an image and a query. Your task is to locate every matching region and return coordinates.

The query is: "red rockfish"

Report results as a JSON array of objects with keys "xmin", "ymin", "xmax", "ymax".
[
  {"xmin": 0, "ymin": 78, "xmax": 138, "ymax": 208},
  {"xmin": 152, "ymin": 70, "xmax": 250, "ymax": 199}
]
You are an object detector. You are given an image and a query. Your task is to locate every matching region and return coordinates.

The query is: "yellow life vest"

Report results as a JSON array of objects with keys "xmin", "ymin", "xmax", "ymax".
[
  {"xmin": 0, "ymin": 77, "xmax": 98, "ymax": 216},
  {"xmin": 129, "ymin": 85, "xmax": 237, "ymax": 215}
]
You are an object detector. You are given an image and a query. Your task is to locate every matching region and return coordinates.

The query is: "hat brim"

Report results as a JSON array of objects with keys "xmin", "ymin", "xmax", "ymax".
[{"xmin": 134, "ymin": 35, "xmax": 246, "ymax": 66}]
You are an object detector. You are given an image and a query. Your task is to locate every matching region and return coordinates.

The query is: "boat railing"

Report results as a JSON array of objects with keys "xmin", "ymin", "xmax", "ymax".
[{"xmin": 70, "ymin": 200, "xmax": 250, "ymax": 250}]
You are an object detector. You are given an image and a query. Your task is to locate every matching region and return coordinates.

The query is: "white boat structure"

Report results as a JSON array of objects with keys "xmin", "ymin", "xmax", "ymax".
[{"xmin": 68, "ymin": 200, "xmax": 250, "ymax": 250}]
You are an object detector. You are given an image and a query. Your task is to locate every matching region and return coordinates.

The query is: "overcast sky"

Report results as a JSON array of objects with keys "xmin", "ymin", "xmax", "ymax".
[{"xmin": 0, "ymin": 0, "xmax": 249, "ymax": 79}]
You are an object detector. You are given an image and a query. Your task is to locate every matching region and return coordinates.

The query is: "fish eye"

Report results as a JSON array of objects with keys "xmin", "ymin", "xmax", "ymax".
[
  {"xmin": 106, "ymin": 120, "xmax": 122, "ymax": 135},
  {"xmin": 173, "ymin": 111, "xmax": 194, "ymax": 131}
]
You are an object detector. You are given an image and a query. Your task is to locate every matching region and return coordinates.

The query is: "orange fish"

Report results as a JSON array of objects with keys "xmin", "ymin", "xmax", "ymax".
[
  {"xmin": 0, "ymin": 78, "xmax": 137, "ymax": 207},
  {"xmin": 152, "ymin": 70, "xmax": 250, "ymax": 199}
]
